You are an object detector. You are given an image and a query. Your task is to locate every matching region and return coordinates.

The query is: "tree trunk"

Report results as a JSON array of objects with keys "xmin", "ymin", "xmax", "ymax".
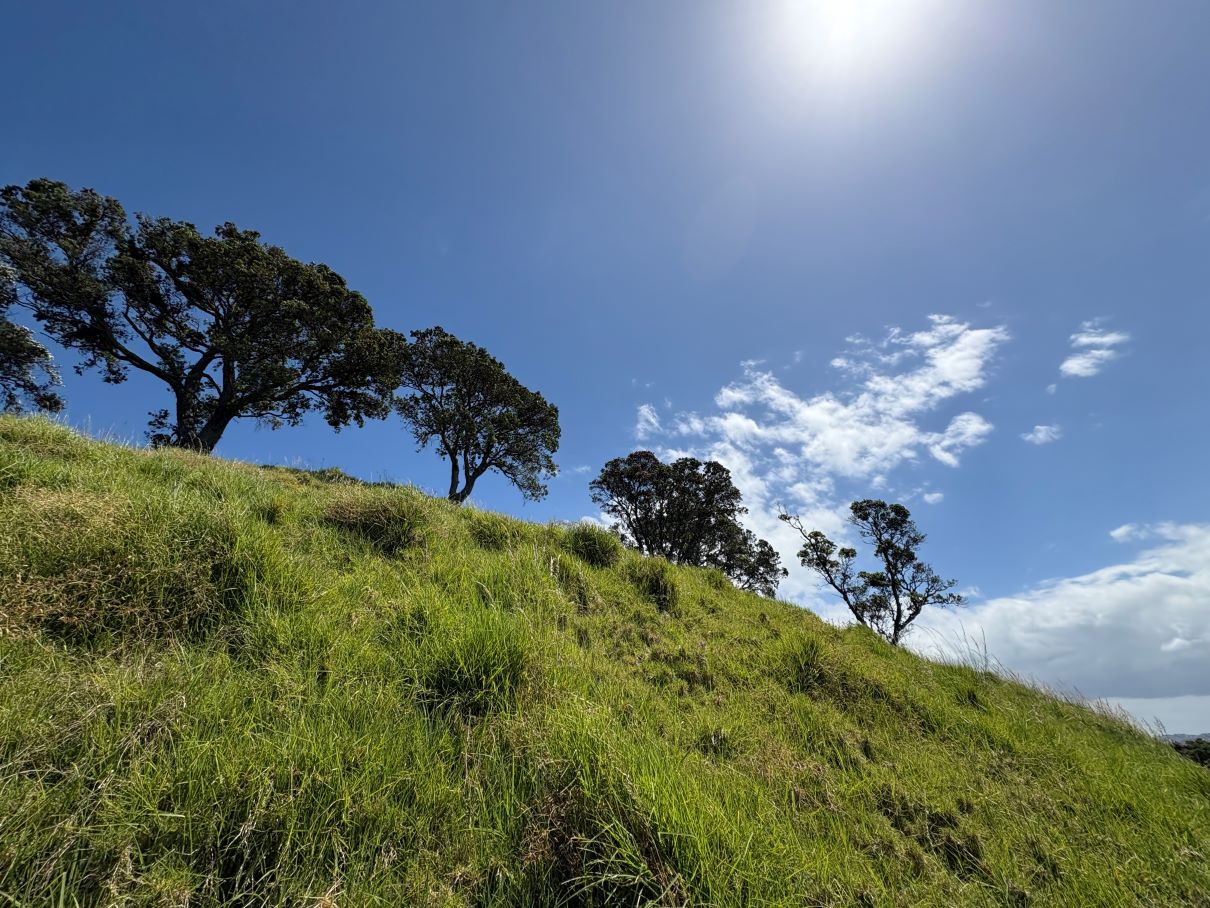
[
  {"xmin": 447, "ymin": 450, "xmax": 462, "ymax": 502},
  {"xmin": 195, "ymin": 417, "xmax": 231, "ymax": 454},
  {"xmin": 170, "ymin": 391, "xmax": 205, "ymax": 451},
  {"xmin": 172, "ymin": 394, "xmax": 232, "ymax": 454}
]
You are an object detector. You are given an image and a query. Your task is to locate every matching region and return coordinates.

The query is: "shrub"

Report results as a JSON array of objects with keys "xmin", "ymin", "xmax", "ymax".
[
  {"xmin": 626, "ymin": 557, "xmax": 678, "ymax": 612},
  {"xmin": 562, "ymin": 522, "xmax": 623, "ymax": 568},
  {"xmin": 323, "ymin": 490, "xmax": 424, "ymax": 555},
  {"xmin": 1172, "ymin": 738, "xmax": 1210, "ymax": 768}
]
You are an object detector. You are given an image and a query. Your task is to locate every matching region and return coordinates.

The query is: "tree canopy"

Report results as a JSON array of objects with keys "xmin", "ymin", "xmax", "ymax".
[
  {"xmin": 590, "ymin": 450, "xmax": 787, "ymax": 597},
  {"xmin": 395, "ymin": 326, "xmax": 560, "ymax": 503},
  {"xmin": 1, "ymin": 268, "xmax": 63, "ymax": 413},
  {"xmin": 781, "ymin": 499, "xmax": 961, "ymax": 644},
  {"xmin": 0, "ymin": 178, "xmax": 405, "ymax": 452}
]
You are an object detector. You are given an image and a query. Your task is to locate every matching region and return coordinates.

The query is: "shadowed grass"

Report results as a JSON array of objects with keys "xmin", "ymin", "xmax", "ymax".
[
  {"xmin": 625, "ymin": 555, "xmax": 679, "ymax": 613},
  {"xmin": 0, "ymin": 416, "xmax": 1207, "ymax": 907},
  {"xmin": 322, "ymin": 487, "xmax": 427, "ymax": 556}
]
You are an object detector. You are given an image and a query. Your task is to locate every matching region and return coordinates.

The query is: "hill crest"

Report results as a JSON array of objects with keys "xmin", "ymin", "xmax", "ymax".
[{"xmin": 0, "ymin": 416, "xmax": 1207, "ymax": 906}]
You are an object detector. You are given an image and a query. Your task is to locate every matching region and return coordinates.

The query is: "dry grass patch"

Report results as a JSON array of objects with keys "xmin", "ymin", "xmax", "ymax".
[{"xmin": 0, "ymin": 487, "xmax": 259, "ymax": 643}]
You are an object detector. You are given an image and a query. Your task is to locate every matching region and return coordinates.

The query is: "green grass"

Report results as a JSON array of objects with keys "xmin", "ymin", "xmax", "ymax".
[{"xmin": 0, "ymin": 415, "xmax": 1206, "ymax": 906}]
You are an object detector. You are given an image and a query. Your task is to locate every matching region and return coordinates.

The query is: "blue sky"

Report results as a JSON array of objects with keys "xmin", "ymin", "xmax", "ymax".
[{"xmin": 5, "ymin": 1, "xmax": 1209, "ymax": 730}]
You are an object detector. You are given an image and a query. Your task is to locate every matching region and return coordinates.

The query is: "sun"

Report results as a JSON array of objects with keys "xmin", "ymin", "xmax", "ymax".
[{"xmin": 773, "ymin": 0, "xmax": 938, "ymax": 89}]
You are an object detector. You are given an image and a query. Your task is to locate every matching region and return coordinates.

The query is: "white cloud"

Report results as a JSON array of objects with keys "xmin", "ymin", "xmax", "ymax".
[
  {"xmin": 1046, "ymin": 383, "xmax": 1057, "ymax": 395},
  {"xmin": 928, "ymin": 412, "xmax": 994, "ymax": 466},
  {"xmin": 1020, "ymin": 424, "xmax": 1062, "ymax": 445},
  {"xmin": 1059, "ymin": 319, "xmax": 1130, "ymax": 378},
  {"xmin": 1110, "ymin": 523, "xmax": 1144, "ymax": 543},
  {"xmin": 647, "ymin": 314, "xmax": 1009, "ymax": 600},
  {"xmin": 686, "ymin": 315, "xmax": 1009, "ymax": 478},
  {"xmin": 570, "ymin": 464, "xmax": 592, "ymax": 475},
  {"xmin": 1071, "ymin": 327, "xmax": 1131, "ymax": 349},
  {"xmin": 634, "ymin": 404, "xmax": 662, "ymax": 441},
  {"xmin": 914, "ymin": 523, "xmax": 1210, "ymax": 701},
  {"xmin": 1060, "ymin": 349, "xmax": 1118, "ymax": 378},
  {"xmin": 922, "ymin": 491, "xmax": 945, "ymax": 504}
]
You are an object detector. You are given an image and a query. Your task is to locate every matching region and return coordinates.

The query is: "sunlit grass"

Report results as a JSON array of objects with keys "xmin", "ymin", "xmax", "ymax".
[{"xmin": 0, "ymin": 415, "xmax": 1206, "ymax": 906}]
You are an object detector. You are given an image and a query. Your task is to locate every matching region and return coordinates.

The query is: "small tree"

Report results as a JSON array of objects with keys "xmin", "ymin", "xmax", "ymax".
[
  {"xmin": 395, "ymin": 327, "xmax": 559, "ymax": 503},
  {"xmin": 590, "ymin": 450, "xmax": 787, "ymax": 596},
  {"xmin": 780, "ymin": 499, "xmax": 961, "ymax": 645},
  {"xmin": 1, "ymin": 270, "xmax": 63, "ymax": 413},
  {"xmin": 0, "ymin": 179, "xmax": 404, "ymax": 451}
]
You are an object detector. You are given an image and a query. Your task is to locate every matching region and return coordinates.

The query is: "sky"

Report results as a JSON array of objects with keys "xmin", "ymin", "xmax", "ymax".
[{"xmin": 4, "ymin": 1, "xmax": 1209, "ymax": 731}]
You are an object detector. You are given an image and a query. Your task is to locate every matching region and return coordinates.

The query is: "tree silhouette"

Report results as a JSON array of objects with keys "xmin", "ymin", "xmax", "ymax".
[
  {"xmin": 781, "ymin": 499, "xmax": 961, "ymax": 644},
  {"xmin": 1, "ymin": 268, "xmax": 62, "ymax": 413},
  {"xmin": 395, "ymin": 327, "xmax": 559, "ymax": 503},
  {"xmin": 0, "ymin": 179, "xmax": 404, "ymax": 451},
  {"xmin": 591, "ymin": 451, "xmax": 787, "ymax": 596}
]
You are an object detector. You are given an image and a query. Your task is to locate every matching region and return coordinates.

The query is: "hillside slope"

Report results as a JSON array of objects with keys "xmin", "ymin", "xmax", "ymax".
[{"xmin": 0, "ymin": 417, "xmax": 1206, "ymax": 907}]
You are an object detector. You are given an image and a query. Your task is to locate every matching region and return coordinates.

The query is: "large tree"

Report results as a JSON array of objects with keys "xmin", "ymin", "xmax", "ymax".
[
  {"xmin": 395, "ymin": 326, "xmax": 559, "ymax": 503},
  {"xmin": 590, "ymin": 450, "xmax": 787, "ymax": 597},
  {"xmin": 1, "ymin": 268, "xmax": 63, "ymax": 413},
  {"xmin": 780, "ymin": 499, "xmax": 962, "ymax": 645},
  {"xmin": 0, "ymin": 178, "xmax": 405, "ymax": 451}
]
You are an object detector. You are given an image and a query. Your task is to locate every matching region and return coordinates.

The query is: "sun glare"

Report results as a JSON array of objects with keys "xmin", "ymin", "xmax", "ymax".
[{"xmin": 773, "ymin": 0, "xmax": 938, "ymax": 91}]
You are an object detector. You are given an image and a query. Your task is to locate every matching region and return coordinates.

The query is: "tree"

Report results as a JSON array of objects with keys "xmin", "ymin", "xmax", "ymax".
[
  {"xmin": 394, "ymin": 326, "xmax": 559, "ymax": 503},
  {"xmin": 0, "ymin": 178, "xmax": 405, "ymax": 451},
  {"xmin": 780, "ymin": 499, "xmax": 961, "ymax": 645},
  {"xmin": 1, "ymin": 268, "xmax": 63, "ymax": 413},
  {"xmin": 590, "ymin": 450, "xmax": 787, "ymax": 596}
]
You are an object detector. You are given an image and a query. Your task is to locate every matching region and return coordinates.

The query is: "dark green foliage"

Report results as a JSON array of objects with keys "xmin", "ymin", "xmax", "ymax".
[
  {"xmin": 1172, "ymin": 738, "xmax": 1210, "ymax": 768},
  {"xmin": 590, "ymin": 450, "xmax": 786, "ymax": 596},
  {"xmin": 782, "ymin": 499, "xmax": 962, "ymax": 645},
  {"xmin": 0, "ymin": 179, "xmax": 404, "ymax": 451},
  {"xmin": 323, "ymin": 490, "xmax": 425, "ymax": 555},
  {"xmin": 562, "ymin": 521, "xmax": 623, "ymax": 568},
  {"xmin": 0, "ymin": 271, "xmax": 62, "ymax": 413},
  {"xmin": 394, "ymin": 326, "xmax": 560, "ymax": 503},
  {"xmin": 626, "ymin": 556, "xmax": 679, "ymax": 612}
]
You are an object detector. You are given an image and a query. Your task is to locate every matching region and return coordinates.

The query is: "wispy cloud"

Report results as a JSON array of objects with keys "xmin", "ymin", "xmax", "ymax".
[
  {"xmin": 646, "ymin": 314, "xmax": 1010, "ymax": 599},
  {"xmin": 1060, "ymin": 319, "xmax": 1130, "ymax": 378},
  {"xmin": 634, "ymin": 403, "xmax": 662, "ymax": 440},
  {"xmin": 1021, "ymin": 424, "xmax": 1062, "ymax": 445},
  {"xmin": 1109, "ymin": 523, "xmax": 1149, "ymax": 543},
  {"xmin": 680, "ymin": 315, "xmax": 1009, "ymax": 478},
  {"xmin": 922, "ymin": 491, "xmax": 945, "ymax": 505}
]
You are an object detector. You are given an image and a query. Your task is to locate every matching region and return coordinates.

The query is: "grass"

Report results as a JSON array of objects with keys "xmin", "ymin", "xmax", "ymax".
[{"xmin": 0, "ymin": 415, "xmax": 1207, "ymax": 906}]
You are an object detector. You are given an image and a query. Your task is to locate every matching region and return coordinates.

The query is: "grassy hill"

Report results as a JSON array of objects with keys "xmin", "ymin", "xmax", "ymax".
[{"xmin": 0, "ymin": 416, "xmax": 1206, "ymax": 907}]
